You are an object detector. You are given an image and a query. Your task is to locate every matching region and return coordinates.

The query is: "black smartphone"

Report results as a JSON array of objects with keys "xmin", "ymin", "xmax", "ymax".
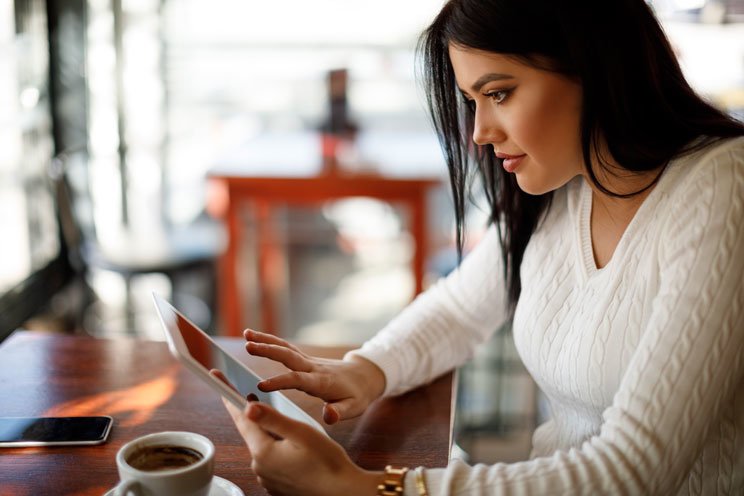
[{"xmin": 0, "ymin": 416, "xmax": 113, "ymax": 447}]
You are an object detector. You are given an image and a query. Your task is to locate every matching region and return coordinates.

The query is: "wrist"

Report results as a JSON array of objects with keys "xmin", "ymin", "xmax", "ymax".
[
  {"xmin": 332, "ymin": 465, "xmax": 383, "ymax": 496},
  {"xmin": 346, "ymin": 355, "xmax": 386, "ymax": 402},
  {"xmin": 361, "ymin": 469, "xmax": 387, "ymax": 496}
]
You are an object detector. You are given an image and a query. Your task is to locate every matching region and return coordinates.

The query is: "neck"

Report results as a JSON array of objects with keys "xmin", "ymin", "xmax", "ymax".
[
  {"xmin": 584, "ymin": 158, "xmax": 664, "ymax": 218},
  {"xmin": 584, "ymin": 167, "xmax": 661, "ymax": 269}
]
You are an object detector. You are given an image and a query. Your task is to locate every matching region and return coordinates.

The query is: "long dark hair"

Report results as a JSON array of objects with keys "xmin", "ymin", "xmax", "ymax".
[{"xmin": 417, "ymin": 0, "xmax": 744, "ymax": 311}]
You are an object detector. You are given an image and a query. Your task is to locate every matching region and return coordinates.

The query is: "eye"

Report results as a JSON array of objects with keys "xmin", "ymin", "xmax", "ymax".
[{"xmin": 484, "ymin": 88, "xmax": 513, "ymax": 104}]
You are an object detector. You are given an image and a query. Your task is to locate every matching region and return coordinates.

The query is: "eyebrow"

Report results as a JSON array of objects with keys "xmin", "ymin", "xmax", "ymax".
[{"xmin": 463, "ymin": 73, "xmax": 515, "ymax": 94}]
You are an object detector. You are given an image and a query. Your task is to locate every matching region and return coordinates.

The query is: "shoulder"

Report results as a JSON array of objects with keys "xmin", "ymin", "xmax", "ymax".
[
  {"xmin": 658, "ymin": 136, "xmax": 744, "ymax": 209},
  {"xmin": 689, "ymin": 135, "xmax": 744, "ymax": 162},
  {"xmin": 672, "ymin": 136, "xmax": 744, "ymax": 188},
  {"xmin": 660, "ymin": 136, "xmax": 744, "ymax": 242}
]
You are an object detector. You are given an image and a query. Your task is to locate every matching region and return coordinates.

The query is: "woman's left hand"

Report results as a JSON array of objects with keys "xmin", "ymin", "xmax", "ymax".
[{"xmin": 222, "ymin": 398, "xmax": 382, "ymax": 496}]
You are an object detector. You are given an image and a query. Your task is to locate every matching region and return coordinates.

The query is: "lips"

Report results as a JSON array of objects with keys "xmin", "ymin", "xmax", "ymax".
[{"xmin": 495, "ymin": 152, "xmax": 526, "ymax": 173}]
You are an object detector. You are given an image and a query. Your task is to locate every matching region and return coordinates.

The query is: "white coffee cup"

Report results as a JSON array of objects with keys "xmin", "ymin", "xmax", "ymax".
[{"xmin": 114, "ymin": 431, "xmax": 215, "ymax": 496}]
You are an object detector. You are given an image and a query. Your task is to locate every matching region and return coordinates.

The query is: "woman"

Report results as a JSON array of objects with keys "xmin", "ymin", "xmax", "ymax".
[{"xmin": 222, "ymin": 0, "xmax": 744, "ymax": 494}]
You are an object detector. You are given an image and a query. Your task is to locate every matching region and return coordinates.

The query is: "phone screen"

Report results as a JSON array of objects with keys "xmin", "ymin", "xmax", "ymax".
[{"xmin": 0, "ymin": 416, "xmax": 113, "ymax": 447}]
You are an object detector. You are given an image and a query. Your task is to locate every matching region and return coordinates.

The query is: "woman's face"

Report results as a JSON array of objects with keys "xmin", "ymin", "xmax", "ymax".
[{"xmin": 449, "ymin": 44, "xmax": 584, "ymax": 195}]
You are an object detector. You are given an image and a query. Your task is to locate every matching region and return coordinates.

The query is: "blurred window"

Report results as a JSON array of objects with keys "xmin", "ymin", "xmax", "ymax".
[
  {"xmin": 85, "ymin": 0, "xmax": 445, "ymax": 229},
  {"xmin": 0, "ymin": 0, "xmax": 63, "ymax": 338},
  {"xmin": 0, "ymin": 0, "xmax": 57, "ymax": 294},
  {"xmin": 652, "ymin": 1, "xmax": 744, "ymax": 121}
]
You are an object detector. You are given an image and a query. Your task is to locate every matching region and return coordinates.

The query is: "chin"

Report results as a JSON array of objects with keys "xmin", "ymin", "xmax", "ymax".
[
  {"xmin": 514, "ymin": 175, "xmax": 554, "ymax": 196},
  {"xmin": 515, "ymin": 171, "xmax": 572, "ymax": 196}
]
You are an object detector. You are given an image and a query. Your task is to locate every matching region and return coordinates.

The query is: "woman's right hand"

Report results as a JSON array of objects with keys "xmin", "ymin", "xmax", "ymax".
[{"xmin": 244, "ymin": 329, "xmax": 386, "ymax": 424}]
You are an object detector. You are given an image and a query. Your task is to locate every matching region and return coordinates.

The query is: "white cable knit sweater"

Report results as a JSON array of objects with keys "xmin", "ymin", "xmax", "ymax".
[{"xmin": 347, "ymin": 137, "xmax": 744, "ymax": 495}]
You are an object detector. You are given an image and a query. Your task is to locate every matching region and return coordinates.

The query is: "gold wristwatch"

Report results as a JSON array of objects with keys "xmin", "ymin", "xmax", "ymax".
[{"xmin": 377, "ymin": 465, "xmax": 409, "ymax": 495}]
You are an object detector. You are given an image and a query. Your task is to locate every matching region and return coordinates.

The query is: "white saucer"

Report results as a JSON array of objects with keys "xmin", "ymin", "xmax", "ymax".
[
  {"xmin": 210, "ymin": 476, "xmax": 244, "ymax": 496},
  {"xmin": 103, "ymin": 476, "xmax": 244, "ymax": 496}
]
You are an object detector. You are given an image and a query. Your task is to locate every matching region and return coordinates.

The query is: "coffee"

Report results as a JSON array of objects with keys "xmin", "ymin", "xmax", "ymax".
[{"xmin": 126, "ymin": 444, "xmax": 204, "ymax": 472}]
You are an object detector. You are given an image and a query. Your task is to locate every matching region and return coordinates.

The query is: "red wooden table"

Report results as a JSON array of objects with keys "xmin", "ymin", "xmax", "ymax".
[{"xmin": 208, "ymin": 169, "xmax": 441, "ymax": 336}]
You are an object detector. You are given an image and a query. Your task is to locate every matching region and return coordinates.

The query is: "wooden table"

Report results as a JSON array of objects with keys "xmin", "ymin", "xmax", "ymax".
[
  {"xmin": 209, "ymin": 170, "xmax": 441, "ymax": 337},
  {"xmin": 0, "ymin": 331, "xmax": 453, "ymax": 496}
]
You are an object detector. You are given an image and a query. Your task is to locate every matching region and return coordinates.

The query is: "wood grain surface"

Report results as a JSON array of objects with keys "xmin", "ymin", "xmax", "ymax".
[{"xmin": 0, "ymin": 331, "xmax": 452, "ymax": 495}]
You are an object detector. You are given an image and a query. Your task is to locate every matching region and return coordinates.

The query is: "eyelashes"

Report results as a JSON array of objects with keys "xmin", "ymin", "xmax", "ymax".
[
  {"xmin": 484, "ymin": 87, "xmax": 514, "ymax": 104},
  {"xmin": 460, "ymin": 87, "xmax": 515, "ymax": 112}
]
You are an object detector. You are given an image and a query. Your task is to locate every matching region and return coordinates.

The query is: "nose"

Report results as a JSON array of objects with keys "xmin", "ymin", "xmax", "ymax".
[{"xmin": 472, "ymin": 107, "xmax": 506, "ymax": 146}]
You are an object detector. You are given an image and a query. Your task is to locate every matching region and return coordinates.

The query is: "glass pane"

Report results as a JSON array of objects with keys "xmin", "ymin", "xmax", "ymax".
[{"xmin": 0, "ymin": 0, "xmax": 57, "ymax": 294}]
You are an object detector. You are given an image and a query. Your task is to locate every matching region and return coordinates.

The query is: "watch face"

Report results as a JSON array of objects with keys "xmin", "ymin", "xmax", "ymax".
[{"xmin": 378, "ymin": 466, "xmax": 408, "ymax": 495}]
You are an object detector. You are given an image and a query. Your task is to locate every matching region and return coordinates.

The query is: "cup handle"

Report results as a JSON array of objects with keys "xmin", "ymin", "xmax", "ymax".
[{"xmin": 113, "ymin": 479, "xmax": 141, "ymax": 496}]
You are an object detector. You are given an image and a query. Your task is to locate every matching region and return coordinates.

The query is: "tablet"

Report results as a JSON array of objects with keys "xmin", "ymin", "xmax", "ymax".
[{"xmin": 152, "ymin": 292, "xmax": 327, "ymax": 435}]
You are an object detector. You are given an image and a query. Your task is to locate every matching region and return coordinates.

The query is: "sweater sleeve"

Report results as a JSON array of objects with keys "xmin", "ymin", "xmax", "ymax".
[
  {"xmin": 345, "ymin": 224, "xmax": 510, "ymax": 396},
  {"xmin": 413, "ymin": 147, "xmax": 744, "ymax": 495}
]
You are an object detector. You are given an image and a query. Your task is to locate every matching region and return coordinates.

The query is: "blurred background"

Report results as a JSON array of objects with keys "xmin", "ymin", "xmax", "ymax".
[{"xmin": 1, "ymin": 0, "xmax": 742, "ymax": 464}]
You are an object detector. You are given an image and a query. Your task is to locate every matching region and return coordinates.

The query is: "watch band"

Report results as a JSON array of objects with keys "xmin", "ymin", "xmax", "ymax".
[
  {"xmin": 414, "ymin": 467, "xmax": 429, "ymax": 496},
  {"xmin": 377, "ymin": 465, "xmax": 409, "ymax": 495}
]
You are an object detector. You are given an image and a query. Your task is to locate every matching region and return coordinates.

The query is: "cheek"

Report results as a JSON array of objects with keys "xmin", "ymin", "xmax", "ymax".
[
  {"xmin": 513, "ymin": 86, "xmax": 582, "ymax": 194},
  {"xmin": 537, "ymin": 98, "xmax": 578, "ymax": 148},
  {"xmin": 526, "ymin": 89, "xmax": 582, "ymax": 170}
]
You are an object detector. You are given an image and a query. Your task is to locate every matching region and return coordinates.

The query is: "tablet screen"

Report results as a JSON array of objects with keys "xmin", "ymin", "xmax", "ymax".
[
  {"xmin": 152, "ymin": 293, "xmax": 326, "ymax": 434},
  {"xmin": 174, "ymin": 310, "xmax": 273, "ymax": 404}
]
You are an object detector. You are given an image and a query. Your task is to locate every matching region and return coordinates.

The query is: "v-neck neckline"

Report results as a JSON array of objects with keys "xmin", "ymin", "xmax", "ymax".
[{"xmin": 577, "ymin": 171, "xmax": 668, "ymax": 279}]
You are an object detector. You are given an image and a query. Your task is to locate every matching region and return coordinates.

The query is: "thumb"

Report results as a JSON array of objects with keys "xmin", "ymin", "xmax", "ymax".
[
  {"xmin": 248, "ymin": 402, "xmax": 316, "ymax": 444},
  {"xmin": 322, "ymin": 398, "xmax": 359, "ymax": 424}
]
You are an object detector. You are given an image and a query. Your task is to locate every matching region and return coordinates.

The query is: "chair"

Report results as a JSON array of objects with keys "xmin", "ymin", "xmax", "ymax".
[{"xmin": 50, "ymin": 150, "xmax": 225, "ymax": 336}]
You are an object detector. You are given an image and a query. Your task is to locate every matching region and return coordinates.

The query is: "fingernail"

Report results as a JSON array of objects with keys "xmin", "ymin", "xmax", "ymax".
[{"xmin": 323, "ymin": 406, "xmax": 338, "ymax": 424}]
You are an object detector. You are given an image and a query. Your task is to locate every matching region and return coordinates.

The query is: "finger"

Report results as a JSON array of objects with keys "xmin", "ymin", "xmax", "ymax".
[
  {"xmin": 222, "ymin": 397, "xmax": 275, "ymax": 453},
  {"xmin": 246, "ymin": 402, "xmax": 318, "ymax": 446},
  {"xmin": 246, "ymin": 342, "xmax": 313, "ymax": 372},
  {"xmin": 322, "ymin": 397, "xmax": 359, "ymax": 424},
  {"xmin": 244, "ymin": 329, "xmax": 302, "ymax": 353},
  {"xmin": 222, "ymin": 397, "xmax": 251, "ymax": 440},
  {"xmin": 242, "ymin": 404, "xmax": 278, "ymax": 455},
  {"xmin": 210, "ymin": 369, "xmax": 239, "ymax": 393},
  {"xmin": 257, "ymin": 371, "xmax": 332, "ymax": 398}
]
